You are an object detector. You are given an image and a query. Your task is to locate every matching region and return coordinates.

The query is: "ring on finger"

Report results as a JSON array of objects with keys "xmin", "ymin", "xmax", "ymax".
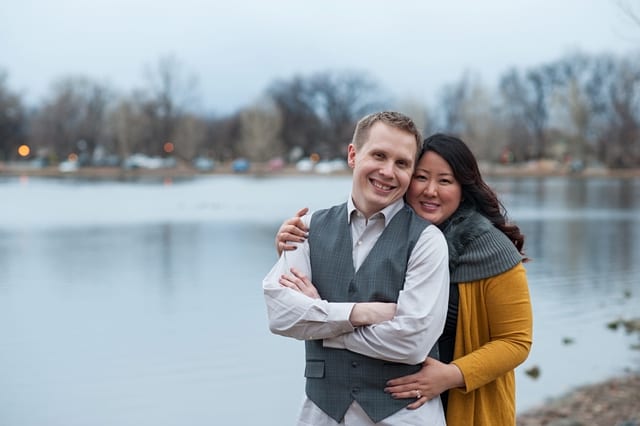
[{"xmin": 415, "ymin": 390, "xmax": 421, "ymax": 399}]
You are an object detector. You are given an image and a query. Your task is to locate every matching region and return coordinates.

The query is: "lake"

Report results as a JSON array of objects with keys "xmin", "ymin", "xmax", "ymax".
[{"xmin": 0, "ymin": 174, "xmax": 639, "ymax": 426}]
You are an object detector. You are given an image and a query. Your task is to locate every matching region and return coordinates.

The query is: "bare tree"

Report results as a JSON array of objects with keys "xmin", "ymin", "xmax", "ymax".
[
  {"xmin": 268, "ymin": 75, "xmax": 322, "ymax": 158},
  {"xmin": 618, "ymin": 0, "xmax": 640, "ymax": 26},
  {"xmin": 206, "ymin": 114, "xmax": 241, "ymax": 162},
  {"xmin": 460, "ymin": 82, "xmax": 506, "ymax": 162},
  {"xmin": 238, "ymin": 97, "xmax": 283, "ymax": 168},
  {"xmin": 28, "ymin": 76, "xmax": 113, "ymax": 164},
  {"xmin": 172, "ymin": 113, "xmax": 210, "ymax": 161},
  {"xmin": 607, "ymin": 56, "xmax": 640, "ymax": 167},
  {"xmin": 308, "ymin": 70, "xmax": 383, "ymax": 158},
  {"xmin": 268, "ymin": 70, "xmax": 385, "ymax": 160},
  {"xmin": 499, "ymin": 67, "xmax": 553, "ymax": 160},
  {"xmin": 140, "ymin": 55, "xmax": 200, "ymax": 156},
  {"xmin": 395, "ymin": 96, "xmax": 433, "ymax": 138},
  {"xmin": 438, "ymin": 71, "xmax": 473, "ymax": 136},
  {"xmin": 0, "ymin": 70, "xmax": 26, "ymax": 161},
  {"xmin": 436, "ymin": 72, "xmax": 506, "ymax": 162},
  {"xmin": 106, "ymin": 97, "xmax": 153, "ymax": 160}
]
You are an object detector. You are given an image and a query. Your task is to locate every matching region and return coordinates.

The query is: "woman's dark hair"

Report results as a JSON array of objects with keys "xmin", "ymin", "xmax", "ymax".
[{"xmin": 421, "ymin": 133, "xmax": 527, "ymax": 257}]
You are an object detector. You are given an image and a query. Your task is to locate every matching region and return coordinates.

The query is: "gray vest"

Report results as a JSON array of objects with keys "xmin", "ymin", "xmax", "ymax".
[{"xmin": 305, "ymin": 203, "xmax": 430, "ymax": 423}]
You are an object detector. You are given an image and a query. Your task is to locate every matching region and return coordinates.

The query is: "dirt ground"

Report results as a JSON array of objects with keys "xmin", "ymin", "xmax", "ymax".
[{"xmin": 516, "ymin": 373, "xmax": 640, "ymax": 426}]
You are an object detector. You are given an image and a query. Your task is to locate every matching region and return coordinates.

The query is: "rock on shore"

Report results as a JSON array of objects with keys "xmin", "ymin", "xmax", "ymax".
[{"xmin": 517, "ymin": 373, "xmax": 640, "ymax": 426}]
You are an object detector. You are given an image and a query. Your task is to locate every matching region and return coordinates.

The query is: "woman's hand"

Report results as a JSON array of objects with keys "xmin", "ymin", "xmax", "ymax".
[
  {"xmin": 279, "ymin": 267, "xmax": 320, "ymax": 299},
  {"xmin": 275, "ymin": 208, "xmax": 309, "ymax": 256},
  {"xmin": 384, "ymin": 357, "xmax": 465, "ymax": 409}
]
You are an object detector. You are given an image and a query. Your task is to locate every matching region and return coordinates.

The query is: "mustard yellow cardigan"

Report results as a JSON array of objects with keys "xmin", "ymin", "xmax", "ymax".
[{"xmin": 447, "ymin": 263, "xmax": 533, "ymax": 426}]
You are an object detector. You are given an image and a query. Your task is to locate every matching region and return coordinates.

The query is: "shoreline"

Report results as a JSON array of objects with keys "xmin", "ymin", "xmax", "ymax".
[
  {"xmin": 2, "ymin": 163, "xmax": 640, "ymax": 180},
  {"xmin": 517, "ymin": 372, "xmax": 640, "ymax": 425}
]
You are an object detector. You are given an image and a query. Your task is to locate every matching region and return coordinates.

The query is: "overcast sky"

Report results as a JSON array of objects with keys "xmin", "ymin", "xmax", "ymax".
[{"xmin": 1, "ymin": 0, "xmax": 638, "ymax": 114}]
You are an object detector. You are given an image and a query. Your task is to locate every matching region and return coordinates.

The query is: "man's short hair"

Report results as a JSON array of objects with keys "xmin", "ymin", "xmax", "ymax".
[{"xmin": 351, "ymin": 111, "xmax": 423, "ymax": 158}]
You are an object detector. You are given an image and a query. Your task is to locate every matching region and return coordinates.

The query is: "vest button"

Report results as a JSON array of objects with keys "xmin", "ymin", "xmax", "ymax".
[
  {"xmin": 351, "ymin": 387, "xmax": 360, "ymax": 394},
  {"xmin": 351, "ymin": 361, "xmax": 358, "ymax": 368}
]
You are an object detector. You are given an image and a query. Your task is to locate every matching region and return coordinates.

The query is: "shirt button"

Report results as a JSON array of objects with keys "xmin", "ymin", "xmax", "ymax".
[{"xmin": 357, "ymin": 240, "xmax": 362, "ymax": 246}]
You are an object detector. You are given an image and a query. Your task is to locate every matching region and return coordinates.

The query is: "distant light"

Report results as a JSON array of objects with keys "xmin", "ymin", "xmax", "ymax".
[
  {"xmin": 164, "ymin": 142, "xmax": 174, "ymax": 153},
  {"xmin": 68, "ymin": 153, "xmax": 78, "ymax": 162},
  {"xmin": 17, "ymin": 144, "xmax": 30, "ymax": 157}
]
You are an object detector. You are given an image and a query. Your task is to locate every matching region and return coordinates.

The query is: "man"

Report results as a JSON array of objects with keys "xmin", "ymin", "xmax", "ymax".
[{"xmin": 263, "ymin": 111, "xmax": 449, "ymax": 425}]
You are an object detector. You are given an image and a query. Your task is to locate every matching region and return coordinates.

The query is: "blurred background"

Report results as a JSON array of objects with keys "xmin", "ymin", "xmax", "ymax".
[
  {"xmin": 1, "ymin": 1, "xmax": 640, "ymax": 425},
  {"xmin": 1, "ymin": 0, "xmax": 640, "ymax": 173}
]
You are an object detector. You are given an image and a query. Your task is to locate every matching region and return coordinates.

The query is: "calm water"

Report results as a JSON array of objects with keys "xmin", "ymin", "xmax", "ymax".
[{"xmin": 0, "ymin": 175, "xmax": 639, "ymax": 426}]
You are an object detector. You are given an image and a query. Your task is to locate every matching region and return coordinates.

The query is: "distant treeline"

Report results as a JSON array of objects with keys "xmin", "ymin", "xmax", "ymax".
[{"xmin": 1, "ymin": 51, "xmax": 639, "ymax": 168}]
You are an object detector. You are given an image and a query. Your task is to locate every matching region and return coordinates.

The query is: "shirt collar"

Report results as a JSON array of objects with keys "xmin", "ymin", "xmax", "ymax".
[{"xmin": 347, "ymin": 196, "xmax": 406, "ymax": 226}]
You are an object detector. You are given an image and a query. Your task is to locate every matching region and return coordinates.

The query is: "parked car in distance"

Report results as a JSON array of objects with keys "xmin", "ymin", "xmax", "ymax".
[
  {"xmin": 193, "ymin": 156, "xmax": 216, "ymax": 172},
  {"xmin": 232, "ymin": 158, "xmax": 250, "ymax": 173}
]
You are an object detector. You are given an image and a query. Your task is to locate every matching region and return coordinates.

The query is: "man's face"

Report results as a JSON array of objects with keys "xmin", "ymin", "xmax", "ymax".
[{"xmin": 347, "ymin": 121, "xmax": 416, "ymax": 218}]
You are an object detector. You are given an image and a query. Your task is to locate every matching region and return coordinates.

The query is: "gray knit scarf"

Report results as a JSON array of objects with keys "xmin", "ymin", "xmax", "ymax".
[{"xmin": 440, "ymin": 206, "xmax": 523, "ymax": 283}]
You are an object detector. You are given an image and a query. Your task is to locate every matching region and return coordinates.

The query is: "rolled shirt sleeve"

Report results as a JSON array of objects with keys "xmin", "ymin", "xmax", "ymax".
[
  {"xmin": 263, "ymin": 213, "xmax": 356, "ymax": 340},
  {"xmin": 323, "ymin": 225, "xmax": 450, "ymax": 365}
]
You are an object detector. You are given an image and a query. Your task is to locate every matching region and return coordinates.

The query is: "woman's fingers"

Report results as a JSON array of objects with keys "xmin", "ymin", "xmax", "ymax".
[
  {"xmin": 295, "ymin": 207, "xmax": 309, "ymax": 218},
  {"xmin": 384, "ymin": 382, "xmax": 416, "ymax": 395},
  {"xmin": 386, "ymin": 373, "xmax": 419, "ymax": 387},
  {"xmin": 284, "ymin": 228, "xmax": 306, "ymax": 241},
  {"xmin": 384, "ymin": 386, "xmax": 430, "ymax": 409},
  {"xmin": 405, "ymin": 396, "xmax": 428, "ymax": 409}
]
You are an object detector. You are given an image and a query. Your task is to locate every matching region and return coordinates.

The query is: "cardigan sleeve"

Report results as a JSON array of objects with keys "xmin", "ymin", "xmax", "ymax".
[{"xmin": 452, "ymin": 263, "xmax": 533, "ymax": 392}]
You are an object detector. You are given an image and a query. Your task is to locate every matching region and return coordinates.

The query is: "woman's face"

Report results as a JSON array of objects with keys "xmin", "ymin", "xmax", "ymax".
[{"xmin": 407, "ymin": 150, "xmax": 462, "ymax": 226}]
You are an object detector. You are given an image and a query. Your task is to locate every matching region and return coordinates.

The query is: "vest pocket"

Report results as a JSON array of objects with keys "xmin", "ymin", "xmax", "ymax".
[{"xmin": 304, "ymin": 360, "xmax": 325, "ymax": 378}]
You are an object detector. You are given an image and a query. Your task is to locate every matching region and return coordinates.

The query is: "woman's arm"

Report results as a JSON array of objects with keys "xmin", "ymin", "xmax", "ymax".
[
  {"xmin": 452, "ymin": 263, "xmax": 533, "ymax": 392},
  {"xmin": 384, "ymin": 263, "xmax": 533, "ymax": 408}
]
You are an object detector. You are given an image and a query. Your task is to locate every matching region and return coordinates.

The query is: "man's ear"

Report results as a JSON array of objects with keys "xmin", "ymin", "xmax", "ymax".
[{"xmin": 347, "ymin": 144, "xmax": 356, "ymax": 168}]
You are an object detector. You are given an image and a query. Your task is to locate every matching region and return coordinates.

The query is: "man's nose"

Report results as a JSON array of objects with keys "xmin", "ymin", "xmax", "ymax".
[{"xmin": 380, "ymin": 161, "xmax": 394, "ymax": 176}]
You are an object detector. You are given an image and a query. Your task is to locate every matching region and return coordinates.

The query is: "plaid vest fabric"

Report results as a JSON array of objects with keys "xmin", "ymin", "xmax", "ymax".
[{"xmin": 305, "ymin": 202, "xmax": 429, "ymax": 423}]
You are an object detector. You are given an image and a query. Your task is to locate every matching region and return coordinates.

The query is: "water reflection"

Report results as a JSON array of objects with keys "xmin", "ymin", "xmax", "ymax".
[{"xmin": 0, "ymin": 176, "xmax": 638, "ymax": 425}]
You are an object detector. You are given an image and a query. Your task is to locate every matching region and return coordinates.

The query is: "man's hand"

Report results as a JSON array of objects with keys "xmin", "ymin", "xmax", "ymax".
[{"xmin": 279, "ymin": 267, "xmax": 320, "ymax": 299}]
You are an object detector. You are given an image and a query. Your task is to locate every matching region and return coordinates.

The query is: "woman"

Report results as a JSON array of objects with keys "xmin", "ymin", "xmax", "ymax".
[{"xmin": 276, "ymin": 133, "xmax": 533, "ymax": 425}]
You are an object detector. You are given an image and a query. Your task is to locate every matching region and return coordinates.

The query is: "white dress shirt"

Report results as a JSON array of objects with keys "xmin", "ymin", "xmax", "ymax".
[{"xmin": 263, "ymin": 197, "xmax": 449, "ymax": 425}]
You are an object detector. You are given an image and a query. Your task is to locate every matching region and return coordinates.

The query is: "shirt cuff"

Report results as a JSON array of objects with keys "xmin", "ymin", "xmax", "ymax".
[
  {"xmin": 328, "ymin": 302, "xmax": 355, "ymax": 335},
  {"xmin": 322, "ymin": 334, "xmax": 346, "ymax": 349}
]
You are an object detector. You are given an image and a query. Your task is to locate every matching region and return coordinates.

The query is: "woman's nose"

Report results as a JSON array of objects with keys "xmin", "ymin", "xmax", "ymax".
[{"xmin": 424, "ymin": 182, "xmax": 437, "ymax": 195}]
